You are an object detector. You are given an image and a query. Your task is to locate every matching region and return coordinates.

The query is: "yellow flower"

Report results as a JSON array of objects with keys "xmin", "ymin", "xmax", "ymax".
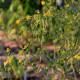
[
  {"xmin": 19, "ymin": 58, "xmax": 22, "ymax": 63},
  {"xmin": 41, "ymin": 1, "xmax": 45, "ymax": 5},
  {"xmin": 74, "ymin": 16, "xmax": 76, "ymax": 19},
  {"xmin": 34, "ymin": 15, "xmax": 37, "ymax": 19},
  {"xmin": 23, "ymin": 45, "xmax": 27, "ymax": 49},
  {"xmin": 26, "ymin": 15, "xmax": 31, "ymax": 20},
  {"xmin": 67, "ymin": 22, "xmax": 71, "ymax": 25},
  {"xmin": 16, "ymin": 20, "xmax": 20, "ymax": 24},
  {"xmin": 9, "ymin": 58, "xmax": 12, "ymax": 63},
  {"xmin": 49, "ymin": 14, "xmax": 53, "ymax": 17},
  {"xmin": 72, "ymin": 0, "xmax": 74, "ymax": 3},
  {"xmin": 46, "ymin": 12, "xmax": 48, "ymax": 15},
  {"xmin": 53, "ymin": 39, "xmax": 57, "ymax": 43},
  {"xmin": 74, "ymin": 55, "xmax": 78, "ymax": 58},
  {"xmin": 65, "ymin": 16, "xmax": 68, "ymax": 19},
  {"xmin": 50, "ymin": 6, "xmax": 53, "ymax": 9},
  {"xmin": 50, "ymin": 28, "xmax": 53, "ymax": 31},
  {"xmin": 77, "ymin": 56, "xmax": 80, "ymax": 60},
  {"xmin": 48, "ymin": 10, "xmax": 50, "ymax": 12},
  {"xmin": 19, "ymin": 51, "xmax": 23, "ymax": 56},
  {"xmin": 67, "ymin": 29, "xmax": 70, "ymax": 32},
  {"xmin": 54, "ymin": 7, "xmax": 56, "ymax": 10},
  {"xmin": 43, "ymin": 13, "xmax": 46, "ymax": 16},
  {"xmin": 60, "ymin": 35, "xmax": 63, "ymax": 39},
  {"xmin": 62, "ymin": 51, "xmax": 66, "ymax": 55},
  {"xmin": 11, "ymin": 29, "xmax": 15, "ymax": 34},
  {"xmin": 57, "ymin": 45, "xmax": 61, "ymax": 50},
  {"xmin": 55, "ymin": 13, "xmax": 57, "ymax": 16},
  {"xmin": 7, "ymin": 48, "xmax": 10, "ymax": 53},
  {"xmin": 66, "ymin": 4, "xmax": 69, "ymax": 7},
  {"xmin": 42, "ymin": 36, "xmax": 44, "ymax": 39},
  {"xmin": 4, "ymin": 62, "xmax": 7, "ymax": 66},
  {"xmin": 0, "ymin": 19, "xmax": 2, "ymax": 23}
]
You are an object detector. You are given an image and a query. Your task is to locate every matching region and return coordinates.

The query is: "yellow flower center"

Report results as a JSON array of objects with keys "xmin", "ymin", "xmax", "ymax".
[
  {"xmin": 23, "ymin": 45, "xmax": 27, "ymax": 49},
  {"xmin": 0, "ymin": 19, "xmax": 2, "ymax": 23},
  {"xmin": 7, "ymin": 48, "xmax": 10, "ymax": 52},
  {"xmin": 41, "ymin": 1, "xmax": 45, "ymax": 5},
  {"xmin": 16, "ymin": 20, "xmax": 20, "ymax": 24},
  {"xmin": 54, "ymin": 7, "xmax": 56, "ymax": 10},
  {"xmin": 50, "ymin": 28, "xmax": 53, "ymax": 31},
  {"xmin": 19, "ymin": 59, "xmax": 22, "ymax": 63},
  {"xmin": 11, "ymin": 29, "xmax": 15, "ymax": 34},
  {"xmin": 62, "ymin": 51, "xmax": 66, "ymax": 55},
  {"xmin": 26, "ymin": 16, "xmax": 31, "ymax": 20},
  {"xmin": 65, "ymin": 16, "xmax": 68, "ymax": 19},
  {"xmin": 49, "ymin": 14, "xmax": 53, "ymax": 17},
  {"xmin": 72, "ymin": 0, "xmax": 74, "ymax": 3},
  {"xmin": 50, "ymin": 6, "xmax": 53, "ymax": 9},
  {"xmin": 60, "ymin": 35, "xmax": 63, "ymax": 39},
  {"xmin": 66, "ymin": 4, "xmax": 69, "ymax": 7},
  {"xmin": 53, "ymin": 39, "xmax": 57, "ymax": 43},
  {"xmin": 19, "ymin": 51, "xmax": 23, "ymax": 56},
  {"xmin": 4, "ymin": 62, "xmax": 7, "ymax": 66},
  {"xmin": 9, "ymin": 58, "xmax": 12, "ymax": 63},
  {"xmin": 42, "ymin": 36, "xmax": 44, "ymax": 39}
]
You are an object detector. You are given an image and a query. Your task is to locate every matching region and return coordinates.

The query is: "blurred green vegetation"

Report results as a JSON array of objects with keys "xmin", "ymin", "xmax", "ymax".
[
  {"xmin": 0, "ymin": 0, "xmax": 41, "ymax": 14},
  {"xmin": 0, "ymin": 0, "xmax": 11, "ymax": 10}
]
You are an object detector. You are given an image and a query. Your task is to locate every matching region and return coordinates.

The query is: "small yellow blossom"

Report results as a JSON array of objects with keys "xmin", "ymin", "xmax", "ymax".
[
  {"xmin": 67, "ymin": 29, "xmax": 70, "ymax": 32},
  {"xmin": 74, "ymin": 55, "xmax": 78, "ymax": 58},
  {"xmin": 42, "ymin": 36, "xmax": 44, "ymax": 39},
  {"xmin": 65, "ymin": 15, "xmax": 68, "ymax": 18},
  {"xmin": 41, "ymin": 1, "xmax": 45, "ymax": 5},
  {"xmin": 50, "ymin": 28, "xmax": 53, "ymax": 31},
  {"xmin": 34, "ymin": 15, "xmax": 37, "ymax": 19},
  {"xmin": 43, "ymin": 13, "xmax": 46, "ymax": 16},
  {"xmin": 0, "ymin": 19, "xmax": 2, "ymax": 23},
  {"xmin": 53, "ymin": 39, "xmax": 57, "ymax": 43},
  {"xmin": 67, "ymin": 22, "xmax": 71, "ymax": 25},
  {"xmin": 19, "ymin": 51, "xmax": 23, "ymax": 56},
  {"xmin": 46, "ymin": 12, "xmax": 48, "ymax": 15},
  {"xmin": 77, "ymin": 56, "xmax": 80, "ymax": 60},
  {"xmin": 11, "ymin": 29, "xmax": 15, "ymax": 34},
  {"xmin": 9, "ymin": 58, "xmax": 12, "ymax": 63},
  {"xmin": 55, "ymin": 13, "xmax": 57, "ymax": 16},
  {"xmin": 48, "ymin": 10, "xmax": 50, "ymax": 12},
  {"xmin": 19, "ymin": 58, "xmax": 22, "ymax": 63},
  {"xmin": 54, "ymin": 7, "xmax": 56, "ymax": 10},
  {"xmin": 72, "ymin": 0, "xmax": 74, "ymax": 3},
  {"xmin": 23, "ymin": 45, "xmax": 27, "ymax": 49},
  {"xmin": 74, "ymin": 16, "xmax": 76, "ymax": 19},
  {"xmin": 66, "ymin": 4, "xmax": 69, "ymax": 7},
  {"xmin": 62, "ymin": 51, "xmax": 66, "ymax": 55},
  {"xmin": 4, "ymin": 62, "xmax": 7, "ymax": 66},
  {"xmin": 16, "ymin": 20, "xmax": 20, "ymax": 24},
  {"xmin": 49, "ymin": 14, "xmax": 53, "ymax": 17},
  {"xmin": 26, "ymin": 15, "xmax": 31, "ymax": 20},
  {"xmin": 7, "ymin": 48, "xmax": 10, "ymax": 53},
  {"xmin": 60, "ymin": 35, "xmax": 63, "ymax": 39},
  {"xmin": 57, "ymin": 45, "xmax": 61, "ymax": 50},
  {"xmin": 50, "ymin": 6, "xmax": 53, "ymax": 9}
]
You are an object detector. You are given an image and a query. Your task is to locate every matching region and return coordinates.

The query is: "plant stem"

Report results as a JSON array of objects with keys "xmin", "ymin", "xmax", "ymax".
[{"xmin": 71, "ymin": 60, "xmax": 77, "ymax": 80}]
